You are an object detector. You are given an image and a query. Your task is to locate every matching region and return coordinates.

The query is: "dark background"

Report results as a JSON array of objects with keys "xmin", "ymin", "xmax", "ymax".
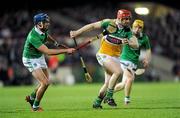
[{"xmin": 2, "ymin": 0, "xmax": 180, "ymax": 11}]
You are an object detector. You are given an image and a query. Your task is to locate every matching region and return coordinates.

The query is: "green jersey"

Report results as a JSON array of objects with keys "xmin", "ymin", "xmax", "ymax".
[
  {"xmin": 120, "ymin": 33, "xmax": 151, "ymax": 65},
  {"xmin": 23, "ymin": 27, "xmax": 48, "ymax": 58}
]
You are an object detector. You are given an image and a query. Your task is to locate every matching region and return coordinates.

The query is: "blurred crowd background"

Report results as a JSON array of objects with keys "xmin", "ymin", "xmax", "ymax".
[{"xmin": 0, "ymin": 0, "xmax": 180, "ymax": 86}]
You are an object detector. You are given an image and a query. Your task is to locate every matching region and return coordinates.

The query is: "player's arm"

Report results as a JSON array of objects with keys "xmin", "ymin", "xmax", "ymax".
[
  {"xmin": 145, "ymin": 49, "xmax": 152, "ymax": 62},
  {"xmin": 142, "ymin": 49, "xmax": 151, "ymax": 68},
  {"xmin": 37, "ymin": 44, "xmax": 75, "ymax": 55},
  {"xmin": 128, "ymin": 35, "xmax": 139, "ymax": 49},
  {"xmin": 70, "ymin": 21, "xmax": 102, "ymax": 38},
  {"xmin": 122, "ymin": 35, "xmax": 139, "ymax": 48},
  {"xmin": 142, "ymin": 36, "xmax": 151, "ymax": 68},
  {"xmin": 30, "ymin": 36, "xmax": 75, "ymax": 55}
]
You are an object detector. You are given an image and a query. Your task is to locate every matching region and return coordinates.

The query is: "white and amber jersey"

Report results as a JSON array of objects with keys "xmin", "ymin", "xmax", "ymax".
[
  {"xmin": 98, "ymin": 36, "xmax": 122, "ymax": 57},
  {"xmin": 97, "ymin": 19, "xmax": 132, "ymax": 57}
]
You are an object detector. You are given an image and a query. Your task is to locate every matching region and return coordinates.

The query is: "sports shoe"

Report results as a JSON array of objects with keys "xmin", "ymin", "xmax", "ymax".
[
  {"xmin": 104, "ymin": 97, "xmax": 117, "ymax": 107},
  {"xmin": 31, "ymin": 107, "xmax": 44, "ymax": 112},
  {"xmin": 124, "ymin": 97, "xmax": 130, "ymax": 105},
  {"xmin": 25, "ymin": 95, "xmax": 34, "ymax": 106}
]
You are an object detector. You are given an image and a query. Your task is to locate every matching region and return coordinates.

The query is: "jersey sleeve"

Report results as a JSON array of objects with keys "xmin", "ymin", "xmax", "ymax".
[
  {"xmin": 126, "ymin": 30, "xmax": 133, "ymax": 40},
  {"xmin": 101, "ymin": 19, "xmax": 110, "ymax": 29},
  {"xmin": 144, "ymin": 35, "xmax": 151, "ymax": 49},
  {"xmin": 29, "ymin": 36, "xmax": 43, "ymax": 49}
]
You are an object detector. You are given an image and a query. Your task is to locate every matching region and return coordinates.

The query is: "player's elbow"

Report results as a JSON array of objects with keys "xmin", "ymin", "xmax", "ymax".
[
  {"xmin": 129, "ymin": 42, "xmax": 139, "ymax": 49},
  {"xmin": 38, "ymin": 45, "xmax": 52, "ymax": 55},
  {"xmin": 41, "ymin": 49, "xmax": 50, "ymax": 55},
  {"xmin": 134, "ymin": 43, "xmax": 139, "ymax": 49}
]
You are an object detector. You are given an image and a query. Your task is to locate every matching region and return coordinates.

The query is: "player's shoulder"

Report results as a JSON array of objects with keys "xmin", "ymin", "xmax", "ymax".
[
  {"xmin": 141, "ymin": 33, "xmax": 150, "ymax": 42},
  {"xmin": 142, "ymin": 33, "xmax": 149, "ymax": 39},
  {"xmin": 101, "ymin": 19, "xmax": 116, "ymax": 24},
  {"xmin": 27, "ymin": 28, "xmax": 39, "ymax": 40},
  {"xmin": 102, "ymin": 19, "xmax": 115, "ymax": 22},
  {"xmin": 101, "ymin": 19, "xmax": 116, "ymax": 29}
]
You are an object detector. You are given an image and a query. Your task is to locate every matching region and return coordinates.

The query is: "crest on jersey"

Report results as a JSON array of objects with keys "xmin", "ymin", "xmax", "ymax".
[{"xmin": 106, "ymin": 22, "xmax": 118, "ymax": 34}]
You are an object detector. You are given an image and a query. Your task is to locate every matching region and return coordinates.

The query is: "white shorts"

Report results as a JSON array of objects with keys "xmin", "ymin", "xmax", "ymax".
[
  {"xmin": 96, "ymin": 53, "xmax": 121, "ymax": 66},
  {"xmin": 22, "ymin": 55, "xmax": 48, "ymax": 72},
  {"xmin": 120, "ymin": 60, "xmax": 137, "ymax": 73}
]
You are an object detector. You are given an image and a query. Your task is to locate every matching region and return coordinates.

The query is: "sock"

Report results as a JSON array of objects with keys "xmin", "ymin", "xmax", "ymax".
[
  {"xmin": 106, "ymin": 88, "xmax": 114, "ymax": 99},
  {"xmin": 94, "ymin": 97, "xmax": 102, "ymax": 105},
  {"xmin": 30, "ymin": 91, "xmax": 36, "ymax": 100},
  {"xmin": 125, "ymin": 96, "xmax": 130, "ymax": 101},
  {"xmin": 33, "ymin": 99, "xmax": 40, "ymax": 109},
  {"xmin": 94, "ymin": 92, "xmax": 106, "ymax": 105}
]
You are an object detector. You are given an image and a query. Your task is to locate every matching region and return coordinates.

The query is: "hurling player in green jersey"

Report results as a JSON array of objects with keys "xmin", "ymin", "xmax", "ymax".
[
  {"xmin": 22, "ymin": 13, "xmax": 75, "ymax": 112},
  {"xmin": 114, "ymin": 19, "xmax": 152, "ymax": 105},
  {"xmin": 70, "ymin": 9, "xmax": 139, "ymax": 108}
]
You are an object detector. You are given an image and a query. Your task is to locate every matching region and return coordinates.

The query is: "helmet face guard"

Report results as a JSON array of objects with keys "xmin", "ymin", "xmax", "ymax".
[
  {"xmin": 117, "ymin": 9, "xmax": 132, "ymax": 19},
  {"xmin": 33, "ymin": 13, "xmax": 50, "ymax": 25}
]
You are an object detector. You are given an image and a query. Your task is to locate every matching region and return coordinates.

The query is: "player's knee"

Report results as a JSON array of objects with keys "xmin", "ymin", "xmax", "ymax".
[
  {"xmin": 42, "ymin": 79, "xmax": 50, "ymax": 87},
  {"xmin": 120, "ymin": 82, "xmax": 126, "ymax": 89},
  {"xmin": 104, "ymin": 82, "xmax": 108, "ymax": 88},
  {"xmin": 121, "ymin": 83, "xmax": 125, "ymax": 89},
  {"xmin": 127, "ymin": 77, "xmax": 134, "ymax": 83},
  {"xmin": 45, "ymin": 80, "xmax": 50, "ymax": 86}
]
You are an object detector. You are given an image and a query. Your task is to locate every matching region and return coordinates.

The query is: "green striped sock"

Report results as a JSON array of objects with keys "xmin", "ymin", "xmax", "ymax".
[
  {"xmin": 33, "ymin": 99, "xmax": 40, "ymax": 109},
  {"xmin": 96, "ymin": 97, "xmax": 103, "ymax": 104},
  {"xmin": 30, "ymin": 91, "xmax": 36, "ymax": 100},
  {"xmin": 106, "ymin": 88, "xmax": 114, "ymax": 98}
]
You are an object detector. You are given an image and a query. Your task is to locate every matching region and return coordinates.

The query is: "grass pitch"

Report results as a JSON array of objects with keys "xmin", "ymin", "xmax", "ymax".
[{"xmin": 0, "ymin": 82, "xmax": 180, "ymax": 118}]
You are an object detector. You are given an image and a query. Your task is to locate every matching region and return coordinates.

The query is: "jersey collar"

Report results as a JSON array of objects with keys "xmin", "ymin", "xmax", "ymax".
[{"xmin": 35, "ymin": 26, "xmax": 45, "ymax": 35}]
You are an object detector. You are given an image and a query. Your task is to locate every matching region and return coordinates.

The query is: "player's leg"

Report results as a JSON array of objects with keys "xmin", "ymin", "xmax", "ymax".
[
  {"xmin": 123, "ymin": 69, "xmax": 134, "ymax": 105},
  {"xmin": 93, "ymin": 71, "xmax": 111, "ymax": 108},
  {"xmin": 25, "ymin": 72, "xmax": 49, "ymax": 108},
  {"xmin": 114, "ymin": 73, "xmax": 127, "ymax": 92},
  {"xmin": 99, "ymin": 71, "xmax": 111, "ymax": 99},
  {"xmin": 103, "ymin": 59, "xmax": 123, "ymax": 106},
  {"xmin": 32, "ymin": 68, "xmax": 50, "ymax": 111},
  {"xmin": 42, "ymin": 68, "xmax": 50, "ymax": 91},
  {"xmin": 23, "ymin": 57, "xmax": 41, "ymax": 107}
]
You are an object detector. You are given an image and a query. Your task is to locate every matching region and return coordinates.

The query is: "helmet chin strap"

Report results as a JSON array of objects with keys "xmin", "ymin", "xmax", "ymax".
[
  {"xmin": 38, "ymin": 22, "xmax": 44, "ymax": 29},
  {"xmin": 37, "ymin": 22, "xmax": 48, "ymax": 32},
  {"xmin": 116, "ymin": 19, "xmax": 130, "ymax": 29},
  {"xmin": 115, "ymin": 19, "xmax": 123, "ymax": 29}
]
